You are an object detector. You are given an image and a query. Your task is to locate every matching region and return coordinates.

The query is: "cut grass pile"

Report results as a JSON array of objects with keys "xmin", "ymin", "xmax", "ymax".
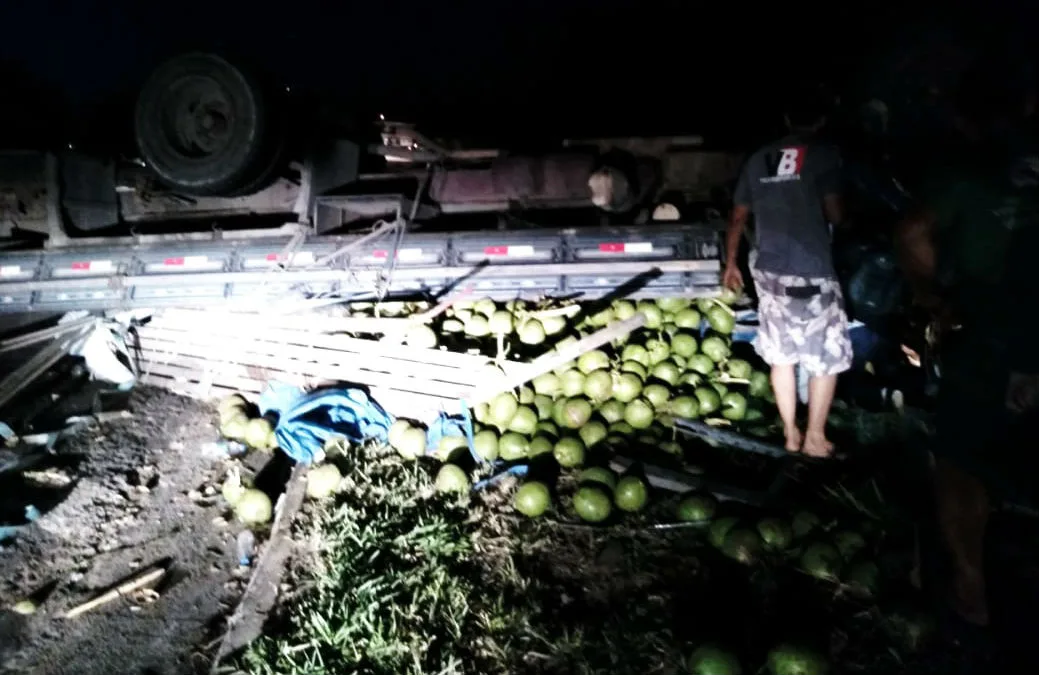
[
  {"xmin": 238, "ymin": 444, "xmax": 524, "ymax": 675},
  {"xmin": 235, "ymin": 443, "xmax": 696, "ymax": 675},
  {"xmin": 235, "ymin": 437, "xmax": 952, "ymax": 675}
]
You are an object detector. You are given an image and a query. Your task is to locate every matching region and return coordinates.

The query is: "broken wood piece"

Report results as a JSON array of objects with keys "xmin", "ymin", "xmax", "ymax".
[
  {"xmin": 609, "ymin": 455, "xmax": 767, "ymax": 506},
  {"xmin": 64, "ymin": 566, "xmax": 167, "ymax": 619},
  {"xmin": 529, "ymin": 304, "xmax": 582, "ymax": 320},
  {"xmin": 145, "ymin": 310, "xmax": 521, "ymax": 372},
  {"xmin": 65, "ymin": 410, "xmax": 133, "ymax": 426},
  {"xmin": 211, "ymin": 463, "xmax": 308, "ymax": 670},
  {"xmin": 156, "ymin": 300, "xmax": 461, "ymax": 337},
  {"xmin": 466, "ymin": 312, "xmax": 647, "ymax": 406},
  {"xmin": 0, "ymin": 327, "xmax": 92, "ymax": 409},
  {"xmin": 0, "ymin": 316, "xmax": 96, "ymax": 353},
  {"xmin": 672, "ymin": 418, "xmax": 789, "ymax": 459},
  {"xmin": 414, "ymin": 289, "xmax": 472, "ymax": 324},
  {"xmin": 134, "ymin": 344, "xmax": 474, "ymax": 399}
]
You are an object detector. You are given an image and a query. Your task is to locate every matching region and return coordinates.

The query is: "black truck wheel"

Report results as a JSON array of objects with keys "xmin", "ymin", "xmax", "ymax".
[{"xmin": 134, "ymin": 53, "xmax": 283, "ymax": 196}]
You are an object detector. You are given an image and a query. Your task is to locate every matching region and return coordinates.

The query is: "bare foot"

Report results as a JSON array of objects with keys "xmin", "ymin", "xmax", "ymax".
[
  {"xmin": 801, "ymin": 431, "xmax": 834, "ymax": 458},
  {"xmin": 950, "ymin": 569, "xmax": 989, "ymax": 626},
  {"xmin": 783, "ymin": 426, "xmax": 803, "ymax": 453}
]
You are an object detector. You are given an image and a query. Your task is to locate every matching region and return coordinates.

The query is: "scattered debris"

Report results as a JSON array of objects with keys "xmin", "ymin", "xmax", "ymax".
[
  {"xmin": 63, "ymin": 565, "xmax": 168, "ymax": 619},
  {"xmin": 211, "ymin": 463, "xmax": 308, "ymax": 670},
  {"xmin": 0, "ymin": 388, "xmax": 246, "ymax": 675}
]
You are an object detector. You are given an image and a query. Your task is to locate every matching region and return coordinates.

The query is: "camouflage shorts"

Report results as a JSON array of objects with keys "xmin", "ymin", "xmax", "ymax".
[{"xmin": 750, "ymin": 266, "xmax": 853, "ymax": 376}]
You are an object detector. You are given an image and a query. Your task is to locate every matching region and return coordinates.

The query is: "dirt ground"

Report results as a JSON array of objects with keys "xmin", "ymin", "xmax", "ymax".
[
  {"xmin": 0, "ymin": 387, "xmax": 249, "ymax": 675},
  {"xmin": 2, "ymin": 383, "xmax": 1038, "ymax": 675}
]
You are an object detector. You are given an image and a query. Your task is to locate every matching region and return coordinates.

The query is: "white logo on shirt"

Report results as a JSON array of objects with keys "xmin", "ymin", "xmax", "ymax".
[
  {"xmin": 776, "ymin": 148, "xmax": 802, "ymax": 176},
  {"xmin": 761, "ymin": 146, "xmax": 806, "ymax": 184}
]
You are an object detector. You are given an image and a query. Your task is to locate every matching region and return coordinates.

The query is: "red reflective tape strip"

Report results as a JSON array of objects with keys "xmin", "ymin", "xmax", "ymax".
[
  {"xmin": 163, "ymin": 256, "xmax": 209, "ymax": 266},
  {"xmin": 484, "ymin": 246, "xmax": 533, "ymax": 256},
  {"xmin": 371, "ymin": 249, "xmax": 422, "ymax": 260},
  {"xmin": 265, "ymin": 253, "xmax": 280, "ymax": 261},
  {"xmin": 597, "ymin": 242, "xmax": 652, "ymax": 253},
  {"xmin": 70, "ymin": 260, "xmax": 114, "ymax": 271}
]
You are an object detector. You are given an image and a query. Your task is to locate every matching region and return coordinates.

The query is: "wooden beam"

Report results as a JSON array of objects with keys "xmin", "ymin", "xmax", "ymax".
[{"xmin": 466, "ymin": 313, "xmax": 646, "ymax": 405}]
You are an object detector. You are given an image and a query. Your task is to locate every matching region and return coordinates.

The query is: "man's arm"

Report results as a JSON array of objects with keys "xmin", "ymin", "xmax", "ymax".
[
  {"xmin": 819, "ymin": 145, "xmax": 847, "ymax": 228},
  {"xmin": 723, "ymin": 160, "xmax": 754, "ymax": 290},
  {"xmin": 894, "ymin": 207, "xmax": 942, "ymax": 310},
  {"xmin": 725, "ymin": 204, "xmax": 750, "ymax": 270},
  {"xmin": 823, "ymin": 194, "xmax": 846, "ymax": 228}
]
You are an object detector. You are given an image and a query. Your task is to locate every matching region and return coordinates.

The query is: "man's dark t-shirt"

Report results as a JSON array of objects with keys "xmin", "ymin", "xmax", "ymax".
[
  {"xmin": 733, "ymin": 134, "xmax": 842, "ymax": 278},
  {"xmin": 922, "ymin": 148, "xmax": 1039, "ymax": 491},
  {"xmin": 921, "ymin": 149, "xmax": 1039, "ymax": 373}
]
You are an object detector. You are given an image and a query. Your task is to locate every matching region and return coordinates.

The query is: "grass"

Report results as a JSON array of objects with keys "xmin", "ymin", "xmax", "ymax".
[
  {"xmin": 238, "ymin": 443, "xmax": 525, "ymax": 675},
  {"xmin": 235, "ymin": 428, "xmax": 953, "ymax": 675},
  {"xmin": 235, "ymin": 443, "xmax": 696, "ymax": 675}
]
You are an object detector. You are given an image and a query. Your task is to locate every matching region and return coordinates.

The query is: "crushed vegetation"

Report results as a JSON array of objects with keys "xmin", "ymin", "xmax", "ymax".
[
  {"xmin": 234, "ymin": 436, "xmax": 991, "ymax": 675},
  {"xmin": 240, "ymin": 444, "xmax": 524, "ymax": 675}
]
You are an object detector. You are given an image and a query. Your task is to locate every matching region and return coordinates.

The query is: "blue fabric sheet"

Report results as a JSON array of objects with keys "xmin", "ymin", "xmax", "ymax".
[
  {"xmin": 426, "ymin": 400, "xmax": 478, "ymax": 462},
  {"xmin": 259, "ymin": 382, "xmax": 394, "ymax": 464}
]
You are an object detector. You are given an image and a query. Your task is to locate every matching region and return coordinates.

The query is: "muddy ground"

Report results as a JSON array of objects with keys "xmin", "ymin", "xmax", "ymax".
[{"xmin": 0, "ymin": 388, "xmax": 251, "ymax": 675}]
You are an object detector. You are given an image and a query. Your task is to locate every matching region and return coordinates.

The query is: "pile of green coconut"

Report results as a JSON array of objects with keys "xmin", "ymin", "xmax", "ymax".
[
  {"xmin": 386, "ymin": 291, "xmax": 778, "ymax": 512},
  {"xmin": 209, "ymin": 291, "xmax": 935, "ymax": 675},
  {"xmin": 379, "ymin": 292, "xmax": 905, "ymax": 675}
]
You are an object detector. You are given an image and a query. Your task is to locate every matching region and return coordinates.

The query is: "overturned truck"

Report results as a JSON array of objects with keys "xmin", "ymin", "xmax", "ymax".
[
  {"xmin": 0, "ymin": 53, "xmax": 746, "ymax": 314},
  {"xmin": 1, "ymin": 52, "xmax": 743, "ymax": 243}
]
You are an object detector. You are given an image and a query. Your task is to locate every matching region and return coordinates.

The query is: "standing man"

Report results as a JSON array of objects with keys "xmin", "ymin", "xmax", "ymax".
[
  {"xmin": 722, "ymin": 91, "xmax": 852, "ymax": 457},
  {"xmin": 896, "ymin": 74, "xmax": 1039, "ymax": 628}
]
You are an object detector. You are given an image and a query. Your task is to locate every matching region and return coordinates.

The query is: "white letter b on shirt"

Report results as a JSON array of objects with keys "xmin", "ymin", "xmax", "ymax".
[{"xmin": 776, "ymin": 147, "xmax": 803, "ymax": 176}]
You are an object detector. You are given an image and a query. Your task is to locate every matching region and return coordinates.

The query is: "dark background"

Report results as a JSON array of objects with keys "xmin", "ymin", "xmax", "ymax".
[{"xmin": 0, "ymin": 0, "xmax": 1036, "ymax": 148}]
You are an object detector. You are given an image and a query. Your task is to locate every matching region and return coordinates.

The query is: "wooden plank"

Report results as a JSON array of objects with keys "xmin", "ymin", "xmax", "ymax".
[
  {"xmin": 211, "ymin": 463, "xmax": 308, "ymax": 669},
  {"xmin": 136, "ymin": 325, "xmax": 492, "ymax": 389},
  {"xmin": 368, "ymin": 387, "xmax": 450, "ymax": 420},
  {"xmin": 137, "ymin": 360, "xmax": 294, "ymax": 395},
  {"xmin": 145, "ymin": 313, "xmax": 517, "ymax": 373},
  {"xmin": 138, "ymin": 361, "xmax": 452, "ymax": 419},
  {"xmin": 136, "ymin": 330, "xmax": 485, "ymax": 394},
  {"xmin": 0, "ymin": 329, "xmax": 89, "ymax": 409},
  {"xmin": 169, "ymin": 310, "xmax": 419, "ymax": 335},
  {"xmin": 0, "ymin": 315, "xmax": 96, "ymax": 353},
  {"xmin": 466, "ymin": 312, "xmax": 647, "ymax": 405},
  {"xmin": 673, "ymin": 419, "xmax": 789, "ymax": 459},
  {"xmin": 609, "ymin": 456, "xmax": 767, "ymax": 506},
  {"xmin": 134, "ymin": 345, "xmax": 473, "ymax": 400},
  {"xmin": 160, "ymin": 293, "xmax": 467, "ymax": 334}
]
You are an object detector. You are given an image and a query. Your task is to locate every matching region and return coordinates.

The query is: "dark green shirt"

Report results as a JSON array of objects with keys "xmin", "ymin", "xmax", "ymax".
[{"xmin": 922, "ymin": 150, "xmax": 1039, "ymax": 372}]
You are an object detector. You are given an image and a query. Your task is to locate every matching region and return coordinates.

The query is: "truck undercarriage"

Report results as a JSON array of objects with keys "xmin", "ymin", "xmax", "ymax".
[
  {"xmin": 0, "ymin": 53, "xmax": 743, "ymax": 245},
  {"xmin": 0, "ymin": 52, "xmax": 747, "ymax": 315}
]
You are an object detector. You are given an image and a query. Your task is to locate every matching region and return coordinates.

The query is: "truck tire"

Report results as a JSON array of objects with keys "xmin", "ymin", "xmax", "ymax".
[{"xmin": 134, "ymin": 53, "xmax": 283, "ymax": 196}]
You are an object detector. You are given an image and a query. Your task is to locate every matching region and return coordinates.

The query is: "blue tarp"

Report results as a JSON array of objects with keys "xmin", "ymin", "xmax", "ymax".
[
  {"xmin": 426, "ymin": 400, "xmax": 478, "ymax": 462},
  {"xmin": 258, "ymin": 383, "xmax": 515, "ymax": 490},
  {"xmin": 259, "ymin": 382, "xmax": 394, "ymax": 464}
]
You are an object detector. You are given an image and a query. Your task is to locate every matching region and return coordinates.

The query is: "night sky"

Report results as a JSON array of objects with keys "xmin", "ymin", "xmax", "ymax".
[{"xmin": 0, "ymin": 0, "xmax": 1035, "ymax": 144}]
